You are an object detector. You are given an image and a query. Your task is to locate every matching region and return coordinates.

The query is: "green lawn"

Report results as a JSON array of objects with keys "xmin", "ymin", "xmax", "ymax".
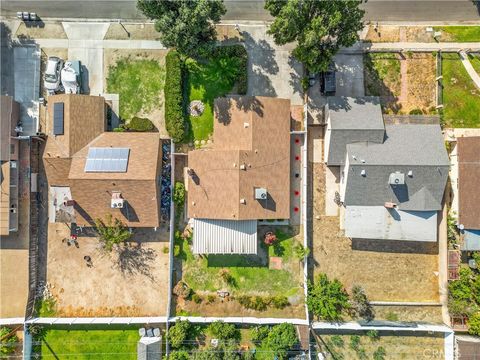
[
  {"xmin": 442, "ymin": 53, "xmax": 480, "ymax": 127},
  {"xmin": 180, "ymin": 228, "xmax": 302, "ymax": 297},
  {"xmin": 435, "ymin": 26, "xmax": 480, "ymax": 42},
  {"xmin": 106, "ymin": 58, "xmax": 165, "ymax": 121},
  {"xmin": 186, "ymin": 54, "xmax": 242, "ymax": 143},
  {"xmin": 41, "ymin": 329, "xmax": 139, "ymax": 359},
  {"xmin": 469, "ymin": 53, "xmax": 480, "ymax": 75}
]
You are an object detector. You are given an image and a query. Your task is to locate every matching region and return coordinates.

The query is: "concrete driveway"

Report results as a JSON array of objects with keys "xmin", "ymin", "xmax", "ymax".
[
  {"xmin": 334, "ymin": 54, "xmax": 365, "ymax": 97},
  {"xmin": 243, "ymin": 25, "xmax": 303, "ymax": 105}
]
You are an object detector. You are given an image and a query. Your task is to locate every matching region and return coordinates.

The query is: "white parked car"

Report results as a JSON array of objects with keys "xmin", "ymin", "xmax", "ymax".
[
  {"xmin": 61, "ymin": 61, "xmax": 82, "ymax": 94},
  {"xmin": 44, "ymin": 57, "xmax": 64, "ymax": 94}
]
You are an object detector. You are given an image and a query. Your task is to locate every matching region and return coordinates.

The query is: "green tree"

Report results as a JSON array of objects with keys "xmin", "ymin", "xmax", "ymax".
[
  {"xmin": 307, "ymin": 273, "xmax": 350, "ymax": 321},
  {"xmin": 250, "ymin": 326, "xmax": 270, "ymax": 343},
  {"xmin": 94, "ymin": 214, "xmax": 132, "ymax": 251},
  {"xmin": 265, "ymin": 0, "xmax": 365, "ymax": 73},
  {"xmin": 169, "ymin": 350, "xmax": 190, "ymax": 360},
  {"xmin": 468, "ymin": 312, "xmax": 480, "ymax": 336},
  {"xmin": 260, "ymin": 323, "xmax": 297, "ymax": 359},
  {"xmin": 0, "ymin": 327, "xmax": 18, "ymax": 355},
  {"xmin": 173, "ymin": 182, "xmax": 186, "ymax": 208},
  {"xmin": 167, "ymin": 320, "xmax": 192, "ymax": 349},
  {"xmin": 137, "ymin": 0, "xmax": 226, "ymax": 58},
  {"xmin": 207, "ymin": 321, "xmax": 240, "ymax": 341}
]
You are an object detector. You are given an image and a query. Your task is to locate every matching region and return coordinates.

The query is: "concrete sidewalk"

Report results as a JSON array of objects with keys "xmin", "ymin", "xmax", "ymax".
[
  {"xmin": 340, "ymin": 41, "xmax": 480, "ymax": 54},
  {"xmin": 17, "ymin": 38, "xmax": 166, "ymax": 50},
  {"xmin": 459, "ymin": 50, "xmax": 480, "ymax": 90}
]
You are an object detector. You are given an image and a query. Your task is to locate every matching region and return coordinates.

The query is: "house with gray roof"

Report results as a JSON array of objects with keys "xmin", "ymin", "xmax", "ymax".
[
  {"xmin": 324, "ymin": 97, "xmax": 385, "ymax": 166},
  {"xmin": 325, "ymin": 97, "xmax": 449, "ymax": 241},
  {"xmin": 340, "ymin": 124, "xmax": 449, "ymax": 241}
]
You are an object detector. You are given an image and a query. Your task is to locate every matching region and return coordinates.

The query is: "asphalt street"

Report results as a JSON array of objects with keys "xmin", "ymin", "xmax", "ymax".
[{"xmin": 1, "ymin": 0, "xmax": 479, "ymax": 22}]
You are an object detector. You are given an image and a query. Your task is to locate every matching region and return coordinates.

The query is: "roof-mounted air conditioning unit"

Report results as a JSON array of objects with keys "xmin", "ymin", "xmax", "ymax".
[
  {"xmin": 255, "ymin": 188, "xmax": 267, "ymax": 200},
  {"xmin": 389, "ymin": 172, "xmax": 405, "ymax": 186}
]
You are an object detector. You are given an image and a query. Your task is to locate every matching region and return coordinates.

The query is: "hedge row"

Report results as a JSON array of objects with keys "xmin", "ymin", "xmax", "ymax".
[
  {"xmin": 210, "ymin": 44, "xmax": 248, "ymax": 95},
  {"xmin": 165, "ymin": 50, "xmax": 186, "ymax": 142}
]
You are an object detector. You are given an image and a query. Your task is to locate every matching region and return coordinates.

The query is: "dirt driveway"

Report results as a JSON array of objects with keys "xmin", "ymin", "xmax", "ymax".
[{"xmin": 46, "ymin": 223, "xmax": 170, "ymax": 317}]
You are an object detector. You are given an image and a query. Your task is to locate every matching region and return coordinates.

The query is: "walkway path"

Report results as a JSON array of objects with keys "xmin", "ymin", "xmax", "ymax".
[{"xmin": 459, "ymin": 50, "xmax": 480, "ymax": 90}]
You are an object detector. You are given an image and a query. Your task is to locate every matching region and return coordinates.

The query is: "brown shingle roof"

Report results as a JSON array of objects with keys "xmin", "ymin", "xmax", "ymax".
[
  {"xmin": 43, "ymin": 95, "xmax": 161, "ymax": 228},
  {"xmin": 458, "ymin": 136, "xmax": 480, "ymax": 230},
  {"xmin": 44, "ymin": 94, "xmax": 106, "ymax": 158},
  {"xmin": 188, "ymin": 96, "xmax": 291, "ymax": 220}
]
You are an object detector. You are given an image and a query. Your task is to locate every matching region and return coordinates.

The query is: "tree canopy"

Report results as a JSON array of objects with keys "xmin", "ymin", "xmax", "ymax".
[
  {"xmin": 265, "ymin": 0, "xmax": 365, "ymax": 73},
  {"xmin": 260, "ymin": 323, "xmax": 298, "ymax": 359},
  {"xmin": 307, "ymin": 273, "xmax": 350, "ymax": 321},
  {"xmin": 94, "ymin": 214, "xmax": 131, "ymax": 251},
  {"xmin": 137, "ymin": 0, "xmax": 226, "ymax": 58}
]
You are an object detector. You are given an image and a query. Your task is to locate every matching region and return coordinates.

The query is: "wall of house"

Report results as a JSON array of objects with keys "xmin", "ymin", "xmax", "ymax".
[
  {"xmin": 339, "ymin": 154, "xmax": 349, "ymax": 202},
  {"xmin": 323, "ymin": 112, "xmax": 331, "ymax": 164}
]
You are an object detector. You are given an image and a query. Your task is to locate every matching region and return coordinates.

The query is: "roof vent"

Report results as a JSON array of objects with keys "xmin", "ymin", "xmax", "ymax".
[
  {"xmin": 352, "ymin": 155, "xmax": 357, "ymax": 160},
  {"xmin": 389, "ymin": 172, "xmax": 405, "ymax": 185},
  {"xmin": 240, "ymin": 164, "xmax": 247, "ymax": 170},
  {"xmin": 233, "ymin": 163, "xmax": 237, "ymax": 168},
  {"xmin": 384, "ymin": 202, "xmax": 397, "ymax": 208},
  {"xmin": 244, "ymin": 122, "xmax": 249, "ymax": 128},
  {"xmin": 240, "ymin": 198, "xmax": 246, "ymax": 204},
  {"xmin": 360, "ymin": 169, "xmax": 366, "ymax": 177},
  {"xmin": 408, "ymin": 170, "xmax": 413, "ymax": 177},
  {"xmin": 111, "ymin": 192, "xmax": 124, "ymax": 208},
  {"xmin": 255, "ymin": 188, "xmax": 268, "ymax": 200}
]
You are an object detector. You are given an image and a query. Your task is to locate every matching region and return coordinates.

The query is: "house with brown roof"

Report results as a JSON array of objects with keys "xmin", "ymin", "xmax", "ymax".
[
  {"xmin": 43, "ymin": 94, "xmax": 162, "ymax": 228},
  {"xmin": 457, "ymin": 136, "xmax": 480, "ymax": 250},
  {"xmin": 0, "ymin": 96, "xmax": 20, "ymax": 236},
  {"xmin": 187, "ymin": 96, "xmax": 291, "ymax": 254}
]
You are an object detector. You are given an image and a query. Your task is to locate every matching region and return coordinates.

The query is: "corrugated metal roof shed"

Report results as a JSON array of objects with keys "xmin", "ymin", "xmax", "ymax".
[
  {"xmin": 344, "ymin": 206, "xmax": 437, "ymax": 241},
  {"xmin": 463, "ymin": 230, "xmax": 480, "ymax": 251},
  {"xmin": 193, "ymin": 219, "xmax": 258, "ymax": 254}
]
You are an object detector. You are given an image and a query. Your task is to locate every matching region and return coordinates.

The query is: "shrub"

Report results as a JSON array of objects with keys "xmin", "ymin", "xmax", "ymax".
[
  {"xmin": 366, "ymin": 329, "xmax": 380, "ymax": 341},
  {"xmin": 350, "ymin": 285, "xmax": 374, "ymax": 321},
  {"xmin": 349, "ymin": 335, "xmax": 361, "ymax": 351},
  {"xmin": 163, "ymin": 246, "xmax": 169, "ymax": 254},
  {"xmin": 168, "ymin": 320, "xmax": 192, "ymax": 349},
  {"xmin": 207, "ymin": 321, "xmax": 240, "ymax": 341},
  {"xmin": 261, "ymin": 323, "xmax": 297, "ymax": 360},
  {"xmin": 307, "ymin": 273, "xmax": 350, "ymax": 321},
  {"xmin": 169, "ymin": 350, "xmax": 190, "ymax": 360},
  {"xmin": 173, "ymin": 182, "xmax": 186, "ymax": 208},
  {"xmin": 293, "ymin": 243, "xmax": 310, "ymax": 261},
  {"xmin": 447, "ymin": 212, "xmax": 458, "ymax": 244},
  {"xmin": 173, "ymin": 244, "xmax": 181, "ymax": 257},
  {"xmin": 385, "ymin": 311, "xmax": 399, "ymax": 321},
  {"xmin": 126, "ymin": 116, "xmax": 155, "ymax": 132},
  {"xmin": 165, "ymin": 50, "xmax": 186, "ymax": 142},
  {"xmin": 269, "ymin": 295, "xmax": 290, "ymax": 309},
  {"xmin": 409, "ymin": 108, "xmax": 423, "ymax": 115},
  {"xmin": 94, "ymin": 214, "xmax": 131, "ymax": 251},
  {"xmin": 373, "ymin": 346, "xmax": 387, "ymax": 360},
  {"xmin": 191, "ymin": 294, "xmax": 202, "ymax": 304},
  {"xmin": 210, "ymin": 45, "xmax": 248, "ymax": 95},
  {"xmin": 113, "ymin": 127, "xmax": 125, "ymax": 132},
  {"xmin": 250, "ymin": 326, "xmax": 270, "ymax": 343},
  {"xmin": 173, "ymin": 281, "xmax": 192, "ymax": 299},
  {"xmin": 207, "ymin": 294, "xmax": 216, "ymax": 304},
  {"xmin": 236, "ymin": 295, "xmax": 268, "ymax": 311},
  {"xmin": 0, "ymin": 327, "xmax": 18, "ymax": 355},
  {"xmin": 468, "ymin": 312, "xmax": 480, "ymax": 336},
  {"xmin": 219, "ymin": 269, "xmax": 237, "ymax": 288},
  {"xmin": 330, "ymin": 335, "xmax": 344, "ymax": 347}
]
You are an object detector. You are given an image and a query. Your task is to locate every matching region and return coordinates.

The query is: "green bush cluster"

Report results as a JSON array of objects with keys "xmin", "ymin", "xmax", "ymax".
[
  {"xmin": 307, "ymin": 273, "xmax": 351, "ymax": 321},
  {"xmin": 210, "ymin": 45, "xmax": 248, "ymax": 95},
  {"xmin": 207, "ymin": 321, "xmax": 240, "ymax": 341},
  {"xmin": 236, "ymin": 294, "xmax": 290, "ymax": 311},
  {"xmin": 448, "ymin": 267, "xmax": 480, "ymax": 320},
  {"xmin": 173, "ymin": 182, "xmax": 186, "ymax": 208},
  {"xmin": 165, "ymin": 50, "xmax": 186, "ymax": 142},
  {"xmin": 125, "ymin": 117, "xmax": 155, "ymax": 132},
  {"xmin": 0, "ymin": 327, "xmax": 18, "ymax": 355}
]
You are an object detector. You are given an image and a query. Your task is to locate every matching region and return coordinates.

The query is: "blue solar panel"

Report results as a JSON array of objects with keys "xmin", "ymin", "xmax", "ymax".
[
  {"xmin": 53, "ymin": 102, "xmax": 64, "ymax": 135},
  {"xmin": 84, "ymin": 147, "xmax": 130, "ymax": 172}
]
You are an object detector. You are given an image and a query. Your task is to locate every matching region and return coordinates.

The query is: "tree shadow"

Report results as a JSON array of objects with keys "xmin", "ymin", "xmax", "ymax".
[
  {"xmin": 363, "ymin": 52, "xmax": 402, "ymax": 114},
  {"xmin": 242, "ymin": 32, "xmax": 279, "ymax": 75},
  {"xmin": 214, "ymin": 95, "xmax": 265, "ymax": 126},
  {"xmin": 116, "ymin": 243, "xmax": 157, "ymax": 281}
]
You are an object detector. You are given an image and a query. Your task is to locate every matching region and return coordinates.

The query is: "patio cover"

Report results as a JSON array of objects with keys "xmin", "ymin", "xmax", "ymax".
[
  {"xmin": 192, "ymin": 219, "xmax": 258, "ymax": 254},
  {"xmin": 463, "ymin": 230, "xmax": 480, "ymax": 251},
  {"xmin": 344, "ymin": 206, "xmax": 437, "ymax": 241}
]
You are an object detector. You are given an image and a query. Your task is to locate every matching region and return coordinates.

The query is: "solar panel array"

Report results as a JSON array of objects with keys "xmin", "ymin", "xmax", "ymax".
[
  {"xmin": 53, "ymin": 102, "xmax": 64, "ymax": 135},
  {"xmin": 84, "ymin": 147, "xmax": 130, "ymax": 173}
]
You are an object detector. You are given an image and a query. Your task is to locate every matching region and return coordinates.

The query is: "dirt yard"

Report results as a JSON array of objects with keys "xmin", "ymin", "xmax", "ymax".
[
  {"xmin": 310, "ymin": 154, "xmax": 440, "ymax": 303},
  {"xmin": 16, "ymin": 22, "xmax": 67, "ymax": 39},
  {"xmin": 104, "ymin": 23, "xmax": 161, "ymax": 40},
  {"xmin": 365, "ymin": 25, "xmax": 401, "ymax": 42},
  {"xmin": 405, "ymin": 53, "xmax": 436, "ymax": 113},
  {"xmin": 45, "ymin": 223, "xmax": 170, "ymax": 317},
  {"xmin": 373, "ymin": 305, "xmax": 443, "ymax": 323}
]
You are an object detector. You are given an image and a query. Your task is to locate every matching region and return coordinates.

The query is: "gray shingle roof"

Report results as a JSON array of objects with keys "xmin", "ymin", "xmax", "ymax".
[
  {"xmin": 326, "ymin": 97, "xmax": 385, "ymax": 165},
  {"xmin": 343, "ymin": 124, "xmax": 449, "ymax": 211}
]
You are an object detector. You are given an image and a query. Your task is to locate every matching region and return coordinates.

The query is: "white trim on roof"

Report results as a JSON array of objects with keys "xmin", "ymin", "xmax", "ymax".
[{"xmin": 192, "ymin": 219, "xmax": 257, "ymax": 254}]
